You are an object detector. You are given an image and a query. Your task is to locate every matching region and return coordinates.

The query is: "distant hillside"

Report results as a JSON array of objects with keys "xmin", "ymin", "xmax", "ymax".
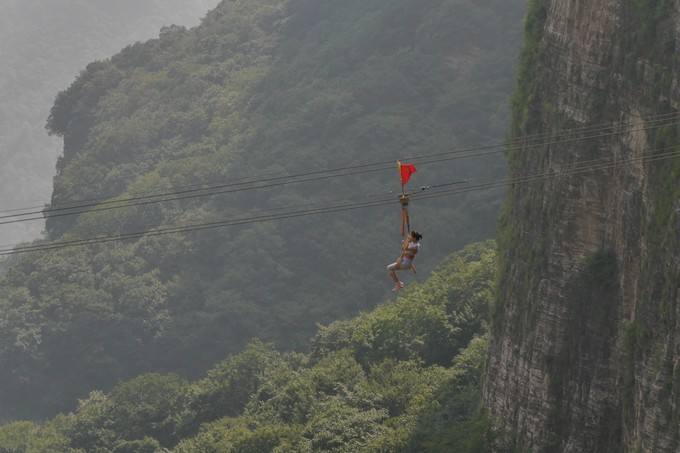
[
  {"xmin": 0, "ymin": 0, "xmax": 524, "ymax": 419},
  {"xmin": 0, "ymin": 0, "xmax": 219, "ymax": 243}
]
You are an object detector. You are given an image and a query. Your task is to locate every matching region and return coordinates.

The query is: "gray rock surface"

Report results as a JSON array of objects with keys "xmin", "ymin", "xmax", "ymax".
[{"xmin": 484, "ymin": 1, "xmax": 680, "ymax": 451}]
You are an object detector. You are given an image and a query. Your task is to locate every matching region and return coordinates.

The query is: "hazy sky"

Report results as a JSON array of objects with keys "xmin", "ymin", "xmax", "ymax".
[{"xmin": 0, "ymin": 0, "xmax": 221, "ymax": 245}]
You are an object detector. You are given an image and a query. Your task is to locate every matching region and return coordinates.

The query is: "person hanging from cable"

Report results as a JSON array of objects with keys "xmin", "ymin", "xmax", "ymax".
[
  {"xmin": 387, "ymin": 229, "xmax": 423, "ymax": 292},
  {"xmin": 387, "ymin": 161, "xmax": 420, "ymax": 292}
]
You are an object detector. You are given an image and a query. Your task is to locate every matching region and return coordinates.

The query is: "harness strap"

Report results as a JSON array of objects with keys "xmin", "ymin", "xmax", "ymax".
[{"xmin": 400, "ymin": 195, "xmax": 410, "ymax": 238}]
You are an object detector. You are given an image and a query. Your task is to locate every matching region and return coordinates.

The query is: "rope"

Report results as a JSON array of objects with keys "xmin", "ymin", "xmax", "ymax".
[
  {"xmin": 2, "ymin": 144, "xmax": 678, "ymax": 256},
  {"xmin": 1, "ymin": 114, "xmax": 678, "ymax": 226}
]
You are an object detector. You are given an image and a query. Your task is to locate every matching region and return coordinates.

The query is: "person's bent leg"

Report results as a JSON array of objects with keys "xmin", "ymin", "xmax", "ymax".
[
  {"xmin": 387, "ymin": 262, "xmax": 400, "ymax": 283},
  {"xmin": 387, "ymin": 263, "xmax": 405, "ymax": 291}
]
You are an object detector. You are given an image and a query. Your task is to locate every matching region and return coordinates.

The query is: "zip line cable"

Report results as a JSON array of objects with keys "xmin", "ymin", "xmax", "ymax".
[
  {"xmin": 44, "ymin": 113, "xmax": 680, "ymax": 207},
  {"xmin": 3, "ymin": 111, "xmax": 679, "ymax": 220},
  {"xmin": 0, "ymin": 117, "xmax": 676, "ymax": 234},
  {"xmin": 3, "ymin": 149, "xmax": 676, "ymax": 256},
  {"xmin": 413, "ymin": 146, "xmax": 680, "ymax": 202},
  {"xmin": 3, "ymin": 144, "xmax": 679, "ymax": 256},
  {"xmin": 2, "ymin": 111, "xmax": 679, "ymax": 217},
  {"xmin": 405, "ymin": 111, "xmax": 680, "ymax": 161},
  {"xmin": 2, "ymin": 114, "xmax": 679, "ymax": 225},
  {"xmin": 0, "ymin": 116, "xmax": 657, "ymax": 228},
  {"xmin": 407, "ymin": 114, "xmax": 680, "ymax": 164},
  {"xmin": 0, "ymin": 167, "xmax": 398, "ymax": 226},
  {"xmin": 0, "ymin": 166, "xmax": 307, "ymax": 215},
  {"xmin": 5, "ymin": 111, "xmax": 676, "ymax": 216},
  {"xmin": 0, "ymin": 185, "xmax": 406, "ymax": 252}
]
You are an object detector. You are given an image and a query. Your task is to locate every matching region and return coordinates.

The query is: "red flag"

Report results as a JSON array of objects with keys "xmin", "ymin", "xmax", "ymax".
[{"xmin": 399, "ymin": 162, "xmax": 417, "ymax": 186}]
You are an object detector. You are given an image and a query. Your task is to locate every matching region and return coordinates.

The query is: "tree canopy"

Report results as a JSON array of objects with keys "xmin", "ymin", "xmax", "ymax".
[{"xmin": 0, "ymin": 242, "xmax": 499, "ymax": 452}]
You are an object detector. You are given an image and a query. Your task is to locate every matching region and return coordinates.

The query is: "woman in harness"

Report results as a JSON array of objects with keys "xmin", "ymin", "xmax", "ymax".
[{"xmin": 387, "ymin": 230, "xmax": 422, "ymax": 292}]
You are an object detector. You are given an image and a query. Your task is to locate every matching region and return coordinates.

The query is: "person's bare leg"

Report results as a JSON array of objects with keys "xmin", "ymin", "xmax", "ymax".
[
  {"xmin": 388, "ymin": 263, "xmax": 403, "ymax": 291},
  {"xmin": 391, "ymin": 264, "xmax": 406, "ymax": 291}
]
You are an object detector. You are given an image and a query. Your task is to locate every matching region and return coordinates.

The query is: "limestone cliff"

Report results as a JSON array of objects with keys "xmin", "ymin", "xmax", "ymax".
[{"xmin": 484, "ymin": 0, "xmax": 680, "ymax": 451}]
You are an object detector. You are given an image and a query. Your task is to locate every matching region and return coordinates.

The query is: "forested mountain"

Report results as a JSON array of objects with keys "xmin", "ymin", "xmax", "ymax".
[
  {"xmin": 0, "ymin": 0, "xmax": 524, "ymax": 419},
  {"xmin": 0, "ymin": 243, "xmax": 497, "ymax": 452},
  {"xmin": 0, "ymin": 0, "xmax": 219, "ymax": 244}
]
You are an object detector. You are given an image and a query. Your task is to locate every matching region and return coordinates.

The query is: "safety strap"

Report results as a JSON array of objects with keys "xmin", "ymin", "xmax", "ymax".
[{"xmin": 400, "ymin": 194, "xmax": 410, "ymax": 238}]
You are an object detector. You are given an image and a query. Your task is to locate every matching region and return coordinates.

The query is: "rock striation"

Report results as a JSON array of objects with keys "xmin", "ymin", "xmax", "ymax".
[{"xmin": 484, "ymin": 0, "xmax": 680, "ymax": 451}]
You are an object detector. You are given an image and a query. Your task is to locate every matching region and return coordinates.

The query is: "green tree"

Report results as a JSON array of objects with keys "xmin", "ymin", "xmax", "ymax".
[
  {"xmin": 108, "ymin": 374, "xmax": 189, "ymax": 447},
  {"xmin": 0, "ymin": 421, "xmax": 73, "ymax": 453}
]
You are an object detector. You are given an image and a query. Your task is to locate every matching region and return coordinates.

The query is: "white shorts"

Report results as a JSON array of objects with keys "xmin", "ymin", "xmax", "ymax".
[{"xmin": 387, "ymin": 259, "xmax": 412, "ymax": 271}]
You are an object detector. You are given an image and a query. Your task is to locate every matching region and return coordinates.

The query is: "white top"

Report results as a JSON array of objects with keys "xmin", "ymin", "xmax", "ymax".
[
  {"xmin": 406, "ymin": 241, "xmax": 421, "ymax": 253},
  {"xmin": 403, "ymin": 241, "xmax": 421, "ymax": 261}
]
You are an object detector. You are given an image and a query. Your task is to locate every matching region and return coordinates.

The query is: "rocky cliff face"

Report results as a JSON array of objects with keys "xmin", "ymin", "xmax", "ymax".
[{"xmin": 484, "ymin": 0, "xmax": 680, "ymax": 451}]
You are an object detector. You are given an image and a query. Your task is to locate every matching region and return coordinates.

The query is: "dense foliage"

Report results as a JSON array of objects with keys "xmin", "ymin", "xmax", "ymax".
[
  {"xmin": 0, "ymin": 0, "xmax": 524, "ymax": 418},
  {"xmin": 0, "ymin": 0, "xmax": 219, "ymax": 243},
  {"xmin": 0, "ymin": 242, "xmax": 496, "ymax": 452}
]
